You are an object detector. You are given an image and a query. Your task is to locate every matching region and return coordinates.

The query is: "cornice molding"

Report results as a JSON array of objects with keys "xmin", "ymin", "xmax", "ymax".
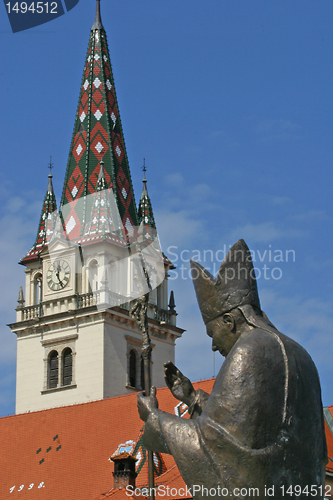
[{"xmin": 41, "ymin": 333, "xmax": 78, "ymax": 347}]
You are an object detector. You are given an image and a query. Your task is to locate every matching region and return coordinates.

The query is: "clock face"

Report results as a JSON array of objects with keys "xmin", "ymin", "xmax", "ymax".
[{"xmin": 47, "ymin": 259, "xmax": 71, "ymax": 291}]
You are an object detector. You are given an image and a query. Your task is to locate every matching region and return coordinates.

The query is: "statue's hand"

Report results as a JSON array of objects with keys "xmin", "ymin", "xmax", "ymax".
[
  {"xmin": 164, "ymin": 361, "xmax": 195, "ymax": 406},
  {"xmin": 137, "ymin": 386, "xmax": 158, "ymax": 422}
]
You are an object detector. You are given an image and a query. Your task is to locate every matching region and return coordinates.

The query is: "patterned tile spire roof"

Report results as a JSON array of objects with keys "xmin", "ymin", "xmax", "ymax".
[
  {"xmin": 60, "ymin": 0, "xmax": 139, "ymax": 241},
  {"xmin": 21, "ymin": 170, "xmax": 58, "ymax": 264},
  {"xmin": 138, "ymin": 160, "xmax": 156, "ymax": 232}
]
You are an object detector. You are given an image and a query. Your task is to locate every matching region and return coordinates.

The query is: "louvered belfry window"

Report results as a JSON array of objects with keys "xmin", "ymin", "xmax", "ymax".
[
  {"xmin": 49, "ymin": 351, "xmax": 58, "ymax": 389},
  {"xmin": 62, "ymin": 348, "xmax": 72, "ymax": 386},
  {"xmin": 129, "ymin": 350, "xmax": 136, "ymax": 387}
]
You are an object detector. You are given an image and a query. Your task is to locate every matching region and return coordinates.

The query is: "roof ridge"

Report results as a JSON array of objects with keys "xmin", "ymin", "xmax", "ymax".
[{"xmin": 0, "ymin": 378, "xmax": 217, "ymax": 420}]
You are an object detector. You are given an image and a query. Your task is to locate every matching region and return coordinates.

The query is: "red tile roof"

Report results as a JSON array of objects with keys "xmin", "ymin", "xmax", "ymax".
[
  {"xmin": 0, "ymin": 379, "xmax": 214, "ymax": 500},
  {"xmin": 1, "ymin": 379, "xmax": 331, "ymax": 500}
]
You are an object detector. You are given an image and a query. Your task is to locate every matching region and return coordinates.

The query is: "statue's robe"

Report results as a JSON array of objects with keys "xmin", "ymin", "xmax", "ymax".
[{"xmin": 143, "ymin": 318, "xmax": 327, "ymax": 499}]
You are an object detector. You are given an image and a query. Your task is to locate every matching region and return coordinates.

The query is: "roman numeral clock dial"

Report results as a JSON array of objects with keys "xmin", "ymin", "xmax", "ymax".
[{"xmin": 47, "ymin": 259, "xmax": 71, "ymax": 291}]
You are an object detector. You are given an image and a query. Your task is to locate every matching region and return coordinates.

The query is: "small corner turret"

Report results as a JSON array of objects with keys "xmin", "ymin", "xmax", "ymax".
[
  {"xmin": 20, "ymin": 162, "xmax": 58, "ymax": 265},
  {"xmin": 83, "ymin": 159, "xmax": 124, "ymax": 239},
  {"xmin": 138, "ymin": 159, "xmax": 156, "ymax": 233}
]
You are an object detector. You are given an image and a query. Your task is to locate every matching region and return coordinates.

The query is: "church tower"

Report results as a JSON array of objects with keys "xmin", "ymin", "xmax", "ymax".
[{"xmin": 9, "ymin": 1, "xmax": 183, "ymax": 415}]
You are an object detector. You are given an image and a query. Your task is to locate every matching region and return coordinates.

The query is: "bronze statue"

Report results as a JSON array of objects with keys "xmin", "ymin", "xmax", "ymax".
[{"xmin": 137, "ymin": 239, "xmax": 327, "ymax": 499}]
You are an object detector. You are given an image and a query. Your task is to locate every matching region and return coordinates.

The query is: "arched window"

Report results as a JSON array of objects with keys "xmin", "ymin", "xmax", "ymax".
[
  {"xmin": 42, "ymin": 337, "xmax": 77, "ymax": 393},
  {"xmin": 129, "ymin": 350, "xmax": 136, "ymax": 388},
  {"xmin": 48, "ymin": 350, "xmax": 58, "ymax": 389},
  {"xmin": 62, "ymin": 348, "xmax": 72, "ymax": 386},
  {"xmin": 108, "ymin": 259, "xmax": 116, "ymax": 294},
  {"xmin": 33, "ymin": 272, "xmax": 43, "ymax": 305},
  {"xmin": 88, "ymin": 260, "xmax": 98, "ymax": 292},
  {"xmin": 149, "ymin": 287, "xmax": 157, "ymax": 305},
  {"xmin": 141, "ymin": 356, "xmax": 145, "ymax": 392}
]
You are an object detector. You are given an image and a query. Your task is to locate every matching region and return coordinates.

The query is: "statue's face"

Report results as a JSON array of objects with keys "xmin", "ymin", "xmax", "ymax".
[{"xmin": 206, "ymin": 315, "xmax": 238, "ymax": 357}]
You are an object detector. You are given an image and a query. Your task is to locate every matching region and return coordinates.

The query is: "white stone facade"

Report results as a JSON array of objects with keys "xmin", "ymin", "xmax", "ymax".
[
  {"xmin": 10, "ymin": 230, "xmax": 183, "ymax": 413},
  {"xmin": 11, "ymin": 238, "xmax": 183, "ymax": 414},
  {"xmin": 14, "ymin": 306, "xmax": 180, "ymax": 414}
]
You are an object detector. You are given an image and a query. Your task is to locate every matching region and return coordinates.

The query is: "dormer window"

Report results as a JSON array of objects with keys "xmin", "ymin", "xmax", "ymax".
[{"xmin": 110, "ymin": 453, "xmax": 137, "ymax": 490}]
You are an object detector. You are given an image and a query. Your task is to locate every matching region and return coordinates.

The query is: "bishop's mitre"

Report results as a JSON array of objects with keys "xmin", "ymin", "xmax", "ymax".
[{"xmin": 190, "ymin": 239, "xmax": 261, "ymax": 325}]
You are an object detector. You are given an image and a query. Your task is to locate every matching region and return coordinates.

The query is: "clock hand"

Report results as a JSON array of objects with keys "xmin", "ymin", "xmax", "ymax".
[{"xmin": 55, "ymin": 270, "xmax": 64, "ymax": 287}]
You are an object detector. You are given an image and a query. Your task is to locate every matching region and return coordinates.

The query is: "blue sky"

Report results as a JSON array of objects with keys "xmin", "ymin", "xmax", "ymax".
[{"xmin": 0, "ymin": 0, "xmax": 333, "ymax": 417}]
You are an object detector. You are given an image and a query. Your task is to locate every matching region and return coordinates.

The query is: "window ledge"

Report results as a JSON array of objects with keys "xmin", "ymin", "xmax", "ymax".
[
  {"xmin": 41, "ymin": 383, "xmax": 77, "ymax": 394},
  {"xmin": 125, "ymin": 384, "xmax": 143, "ymax": 392}
]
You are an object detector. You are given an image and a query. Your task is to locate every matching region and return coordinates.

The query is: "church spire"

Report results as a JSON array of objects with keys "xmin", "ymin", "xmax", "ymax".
[
  {"xmin": 138, "ymin": 159, "xmax": 156, "ymax": 233},
  {"xmin": 21, "ymin": 164, "xmax": 58, "ymax": 263},
  {"xmin": 60, "ymin": 0, "xmax": 138, "ymax": 241}
]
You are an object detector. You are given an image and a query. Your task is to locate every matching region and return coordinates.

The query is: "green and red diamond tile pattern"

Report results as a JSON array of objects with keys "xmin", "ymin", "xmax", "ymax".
[
  {"xmin": 61, "ymin": 27, "xmax": 138, "ymax": 240},
  {"xmin": 35, "ymin": 193, "xmax": 57, "ymax": 249},
  {"xmin": 139, "ymin": 195, "xmax": 156, "ymax": 231},
  {"xmin": 22, "ymin": 182, "xmax": 57, "ymax": 262},
  {"xmin": 85, "ymin": 188, "xmax": 118, "ymax": 236}
]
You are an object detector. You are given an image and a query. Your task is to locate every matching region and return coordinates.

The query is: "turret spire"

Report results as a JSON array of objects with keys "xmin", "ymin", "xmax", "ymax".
[
  {"xmin": 91, "ymin": 0, "xmax": 103, "ymax": 31},
  {"xmin": 142, "ymin": 158, "xmax": 147, "ymax": 180},
  {"xmin": 60, "ymin": 5, "xmax": 138, "ymax": 240},
  {"xmin": 17, "ymin": 286, "xmax": 25, "ymax": 308},
  {"xmin": 97, "ymin": 158, "xmax": 107, "ymax": 190},
  {"xmin": 83, "ymin": 160, "xmax": 124, "ymax": 239},
  {"xmin": 168, "ymin": 291, "xmax": 176, "ymax": 312},
  {"xmin": 138, "ymin": 160, "xmax": 156, "ymax": 233},
  {"xmin": 21, "ymin": 165, "xmax": 58, "ymax": 263},
  {"xmin": 47, "ymin": 156, "xmax": 54, "ymax": 192}
]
